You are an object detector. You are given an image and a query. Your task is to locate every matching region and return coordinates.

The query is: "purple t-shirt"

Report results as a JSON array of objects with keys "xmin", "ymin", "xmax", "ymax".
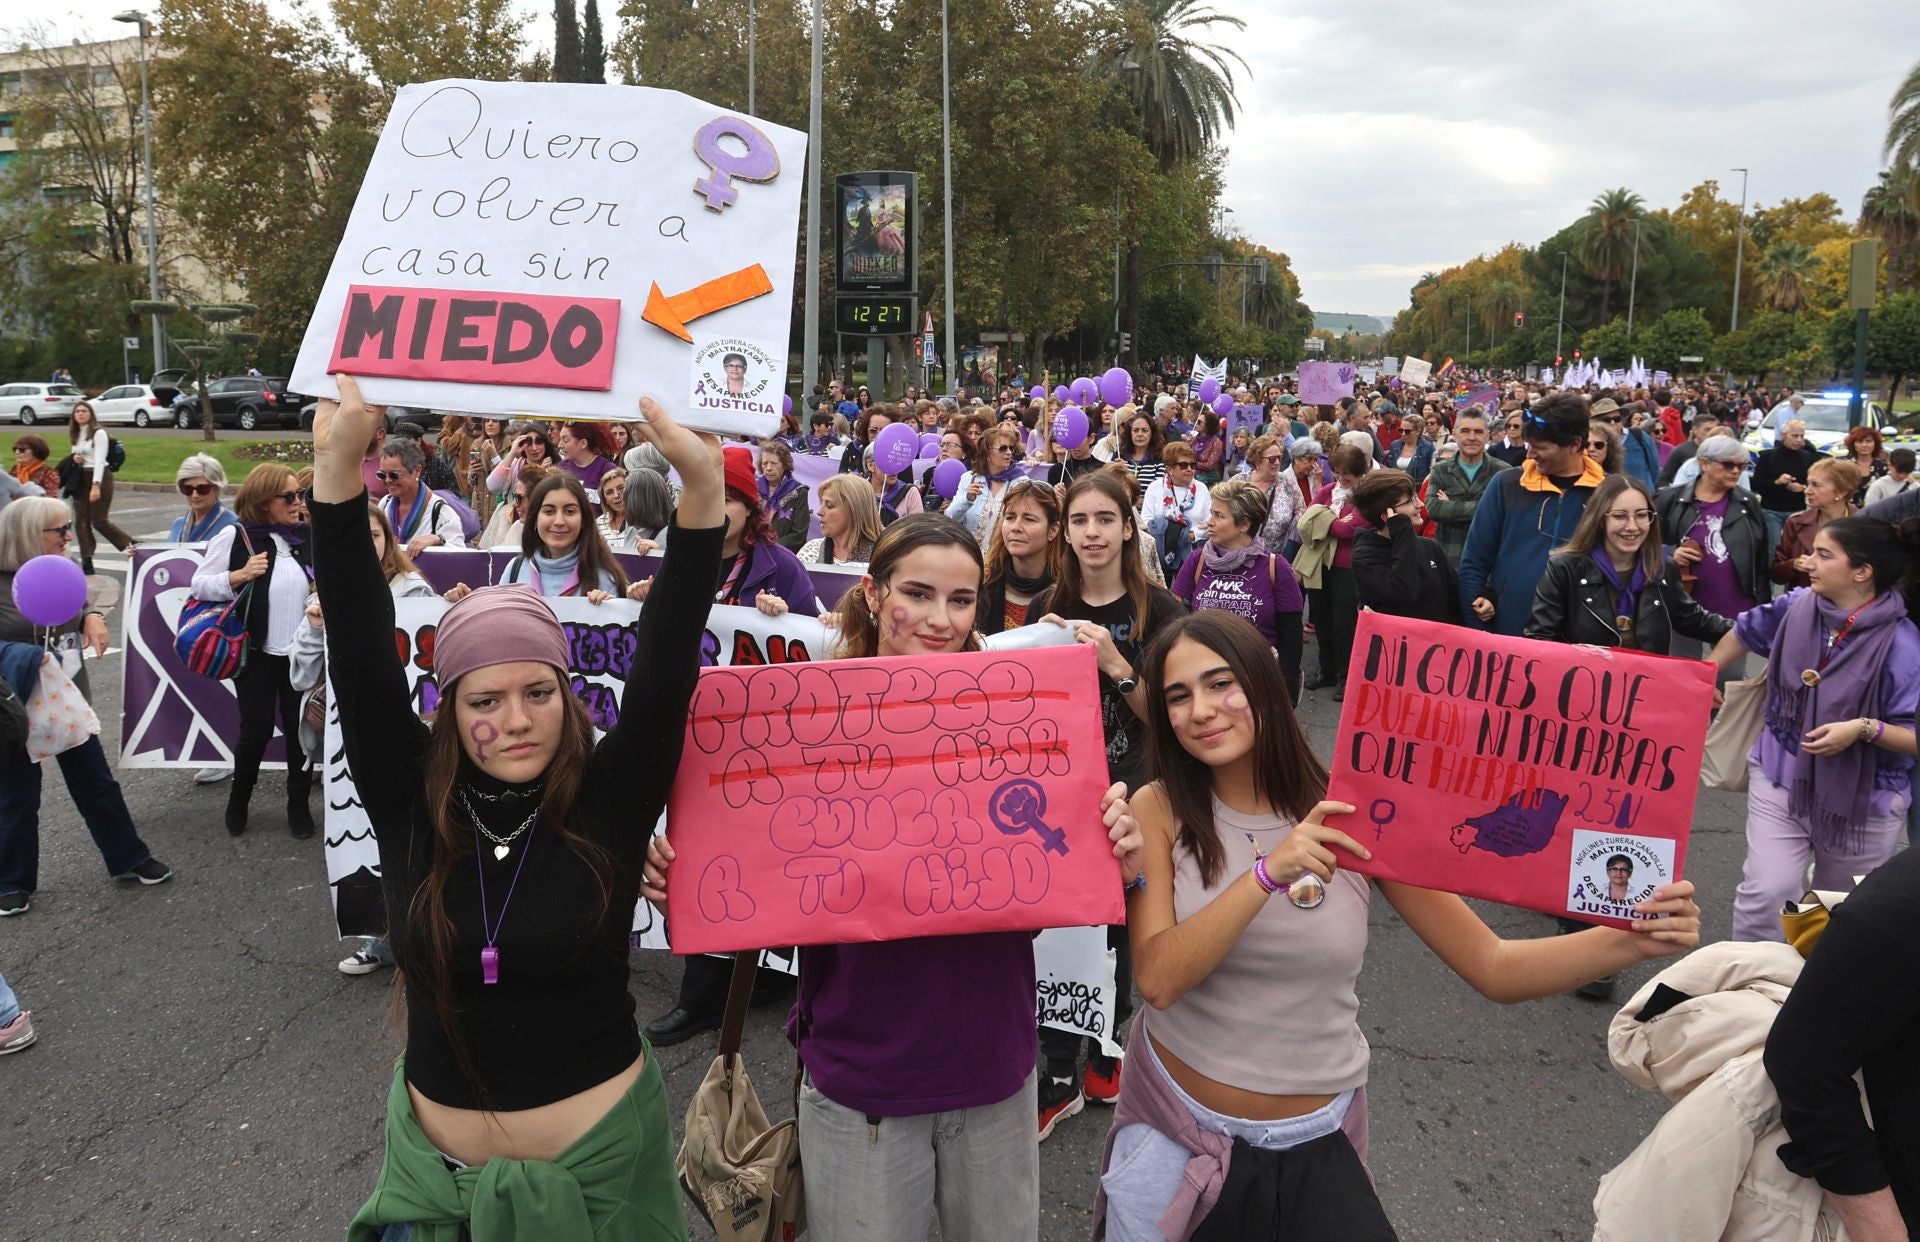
[
  {"xmin": 559, "ymin": 454, "xmax": 616, "ymax": 506},
  {"xmin": 1684, "ymin": 495, "xmax": 1758, "ymax": 620},
  {"xmin": 1734, "ymin": 588, "xmax": 1920, "ymax": 813},
  {"xmin": 790, "ymin": 933, "xmax": 1036, "ymax": 1116},
  {"xmin": 1171, "ymin": 548, "xmax": 1305, "ymax": 647}
]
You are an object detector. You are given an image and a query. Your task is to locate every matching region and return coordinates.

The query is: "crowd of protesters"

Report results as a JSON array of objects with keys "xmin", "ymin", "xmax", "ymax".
[{"xmin": 2, "ymin": 361, "xmax": 1916, "ymax": 1240}]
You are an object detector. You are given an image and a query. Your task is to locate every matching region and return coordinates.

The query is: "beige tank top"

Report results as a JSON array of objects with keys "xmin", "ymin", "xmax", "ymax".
[{"xmin": 1148, "ymin": 795, "xmax": 1372, "ymax": 1096}]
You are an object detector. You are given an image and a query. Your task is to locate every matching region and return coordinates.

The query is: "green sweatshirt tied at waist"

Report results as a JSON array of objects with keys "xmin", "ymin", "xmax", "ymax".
[{"xmin": 347, "ymin": 1053, "xmax": 687, "ymax": 1242}]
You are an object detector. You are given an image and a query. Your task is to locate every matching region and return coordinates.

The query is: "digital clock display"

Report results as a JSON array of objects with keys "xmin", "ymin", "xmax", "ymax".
[{"xmin": 836, "ymin": 295, "xmax": 915, "ymax": 335}]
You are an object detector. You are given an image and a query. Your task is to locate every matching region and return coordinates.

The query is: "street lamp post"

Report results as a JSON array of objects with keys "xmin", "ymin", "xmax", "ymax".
[
  {"xmin": 939, "ymin": 0, "xmax": 955, "ymax": 397},
  {"xmin": 747, "ymin": 0, "xmax": 755, "ymax": 113},
  {"xmin": 114, "ymin": 8, "xmax": 164, "ymax": 376},
  {"xmin": 800, "ymin": 0, "xmax": 823, "ymax": 404},
  {"xmin": 1730, "ymin": 167, "xmax": 1749, "ymax": 333},
  {"xmin": 1554, "ymin": 250, "xmax": 1569, "ymax": 363},
  {"xmin": 1626, "ymin": 217, "xmax": 1643, "ymax": 345}
]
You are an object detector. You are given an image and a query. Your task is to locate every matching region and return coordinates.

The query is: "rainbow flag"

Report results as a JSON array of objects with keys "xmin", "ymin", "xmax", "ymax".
[{"xmin": 1434, "ymin": 356, "xmax": 1457, "ymax": 381}]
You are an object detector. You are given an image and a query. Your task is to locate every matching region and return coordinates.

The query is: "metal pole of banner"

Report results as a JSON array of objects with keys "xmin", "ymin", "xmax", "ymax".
[
  {"xmin": 940, "ymin": 0, "xmax": 956, "ymax": 398},
  {"xmin": 800, "ymin": 0, "xmax": 824, "ymax": 405}
]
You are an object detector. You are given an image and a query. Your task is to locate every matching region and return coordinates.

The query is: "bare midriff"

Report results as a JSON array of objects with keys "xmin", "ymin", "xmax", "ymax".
[
  {"xmin": 410, "ymin": 1051, "xmax": 645, "ymax": 1165},
  {"xmin": 1149, "ymin": 1031, "xmax": 1336, "ymax": 1122}
]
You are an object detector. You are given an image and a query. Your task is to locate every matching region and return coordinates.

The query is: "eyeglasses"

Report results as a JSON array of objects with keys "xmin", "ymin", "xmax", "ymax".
[
  {"xmin": 1168, "ymin": 461, "xmax": 1195, "ymax": 470},
  {"xmin": 374, "ymin": 470, "xmax": 408, "ymax": 482},
  {"xmin": 178, "ymin": 482, "xmax": 215, "ymax": 497},
  {"xmin": 1606, "ymin": 865, "xmax": 1632, "ymax": 875},
  {"xmin": 1604, "ymin": 509, "xmax": 1654, "ymax": 524},
  {"xmin": 1261, "ymin": 454, "xmax": 1284, "ymax": 465},
  {"xmin": 44, "ymin": 522, "xmax": 73, "ymax": 537},
  {"xmin": 274, "ymin": 490, "xmax": 301, "ymax": 505}
]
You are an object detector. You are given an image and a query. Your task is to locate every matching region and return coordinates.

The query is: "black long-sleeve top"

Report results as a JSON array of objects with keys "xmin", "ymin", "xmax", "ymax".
[
  {"xmin": 1765, "ymin": 845, "xmax": 1920, "ymax": 1229},
  {"xmin": 312, "ymin": 492, "xmax": 723, "ymax": 1111},
  {"xmin": 1351, "ymin": 514, "xmax": 1461, "ymax": 625}
]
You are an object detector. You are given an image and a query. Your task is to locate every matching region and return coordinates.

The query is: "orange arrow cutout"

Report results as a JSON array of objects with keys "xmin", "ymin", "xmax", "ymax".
[{"xmin": 642, "ymin": 263, "xmax": 774, "ymax": 342}]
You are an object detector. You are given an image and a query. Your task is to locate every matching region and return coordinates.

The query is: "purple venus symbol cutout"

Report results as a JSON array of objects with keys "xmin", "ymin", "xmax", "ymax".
[{"xmin": 692, "ymin": 117, "xmax": 782, "ymax": 212}]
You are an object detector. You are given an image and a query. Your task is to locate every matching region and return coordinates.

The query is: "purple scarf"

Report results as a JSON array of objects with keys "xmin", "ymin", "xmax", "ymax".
[
  {"xmin": 985, "ymin": 462, "xmax": 1026, "ymax": 484},
  {"xmin": 803, "ymin": 434, "xmax": 834, "ymax": 455},
  {"xmin": 1203, "ymin": 539, "xmax": 1262, "ymax": 576},
  {"xmin": 1587, "ymin": 549, "xmax": 1646, "ymax": 630},
  {"xmin": 1764, "ymin": 587, "xmax": 1907, "ymax": 849},
  {"xmin": 760, "ymin": 473, "xmax": 801, "ymax": 510}
]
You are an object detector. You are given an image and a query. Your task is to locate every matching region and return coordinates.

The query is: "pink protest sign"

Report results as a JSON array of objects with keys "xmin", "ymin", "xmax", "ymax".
[
  {"xmin": 1297, "ymin": 360, "xmax": 1356, "ymax": 406},
  {"xmin": 328, "ymin": 284, "xmax": 620, "ymax": 391},
  {"xmin": 665, "ymin": 644, "xmax": 1123, "ymax": 952}
]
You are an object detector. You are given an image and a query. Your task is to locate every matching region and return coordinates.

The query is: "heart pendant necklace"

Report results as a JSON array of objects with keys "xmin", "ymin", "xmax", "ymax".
[{"xmin": 461, "ymin": 791, "xmax": 538, "ymax": 861}]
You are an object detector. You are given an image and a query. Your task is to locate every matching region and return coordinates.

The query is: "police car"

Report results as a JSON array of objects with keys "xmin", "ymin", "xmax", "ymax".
[{"xmin": 1742, "ymin": 392, "xmax": 1897, "ymax": 456}]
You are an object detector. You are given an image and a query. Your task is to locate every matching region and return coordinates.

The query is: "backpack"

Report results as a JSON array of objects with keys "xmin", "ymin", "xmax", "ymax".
[
  {"xmin": 434, "ymin": 493, "xmax": 482, "ymax": 542},
  {"xmin": 0, "ymin": 671, "xmax": 26, "ymax": 760},
  {"xmin": 107, "ymin": 436, "xmax": 126, "ymax": 473}
]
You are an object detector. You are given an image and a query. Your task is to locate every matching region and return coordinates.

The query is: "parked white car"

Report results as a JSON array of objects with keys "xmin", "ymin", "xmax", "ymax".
[
  {"xmin": 0, "ymin": 382, "xmax": 84, "ymax": 426},
  {"xmin": 90, "ymin": 383, "xmax": 171, "ymax": 427}
]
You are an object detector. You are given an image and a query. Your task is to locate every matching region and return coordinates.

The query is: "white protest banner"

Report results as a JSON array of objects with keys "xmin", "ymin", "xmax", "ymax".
[
  {"xmin": 290, "ymin": 80, "xmax": 806, "ymax": 437},
  {"xmin": 1381, "ymin": 356, "xmax": 1399, "ymax": 378},
  {"xmin": 1034, "ymin": 926, "xmax": 1121, "ymax": 1057},
  {"xmin": 1399, "ymin": 357, "xmax": 1433, "ymax": 386}
]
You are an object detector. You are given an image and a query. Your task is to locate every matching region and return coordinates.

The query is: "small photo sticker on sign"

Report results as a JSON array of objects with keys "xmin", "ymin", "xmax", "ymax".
[
  {"xmin": 688, "ymin": 334, "xmax": 783, "ymax": 437},
  {"xmin": 1566, "ymin": 829, "xmax": 1676, "ymax": 923}
]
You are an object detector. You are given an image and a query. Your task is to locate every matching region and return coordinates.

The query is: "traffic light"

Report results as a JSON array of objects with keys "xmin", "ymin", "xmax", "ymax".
[
  {"xmin": 1119, "ymin": 332, "xmax": 1132, "ymax": 353},
  {"xmin": 1513, "ymin": 311, "xmax": 1524, "ymax": 327}
]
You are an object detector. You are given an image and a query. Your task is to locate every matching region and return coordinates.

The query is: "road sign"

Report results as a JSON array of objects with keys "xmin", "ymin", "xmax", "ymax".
[{"xmin": 124, "ymin": 337, "xmax": 141, "ymax": 349}]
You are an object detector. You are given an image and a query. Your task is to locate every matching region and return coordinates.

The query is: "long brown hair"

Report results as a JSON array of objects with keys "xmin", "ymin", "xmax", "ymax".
[
  {"xmin": 830, "ymin": 513, "xmax": 985, "ymax": 659},
  {"xmin": 1050, "ymin": 471, "xmax": 1151, "ymax": 634},
  {"xmin": 982, "ymin": 477, "xmax": 1061, "ymax": 584},
  {"xmin": 1558, "ymin": 473, "xmax": 1663, "ymax": 583},
  {"xmin": 367, "ymin": 502, "xmax": 420, "ymax": 582},
  {"xmin": 1142, "ymin": 612, "xmax": 1328, "ymax": 886},
  {"xmin": 520, "ymin": 473, "xmax": 629, "ymax": 593},
  {"xmin": 411, "ymin": 678, "xmax": 615, "ymax": 1108}
]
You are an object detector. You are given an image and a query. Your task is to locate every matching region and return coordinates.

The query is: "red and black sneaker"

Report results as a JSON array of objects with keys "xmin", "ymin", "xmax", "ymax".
[
  {"xmin": 1037, "ymin": 1074, "xmax": 1084, "ymax": 1141},
  {"xmin": 1083, "ymin": 1052, "xmax": 1123, "ymax": 1105}
]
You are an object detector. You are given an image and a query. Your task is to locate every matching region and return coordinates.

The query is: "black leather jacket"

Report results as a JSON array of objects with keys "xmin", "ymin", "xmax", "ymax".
[
  {"xmin": 1524, "ymin": 553, "xmax": 1732, "ymax": 653},
  {"xmin": 1653, "ymin": 482, "xmax": 1772, "ymax": 606}
]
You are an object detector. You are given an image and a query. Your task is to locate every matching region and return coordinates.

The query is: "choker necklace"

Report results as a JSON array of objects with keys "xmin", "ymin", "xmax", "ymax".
[
  {"xmin": 460, "ymin": 781, "xmax": 544, "ymax": 804},
  {"xmin": 462, "ymin": 791, "xmax": 539, "ymax": 860}
]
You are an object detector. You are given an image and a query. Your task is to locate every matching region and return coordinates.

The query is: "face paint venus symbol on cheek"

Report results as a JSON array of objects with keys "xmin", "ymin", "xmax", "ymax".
[
  {"xmin": 470, "ymin": 719, "xmax": 498, "ymax": 763},
  {"xmin": 1224, "ymin": 690, "xmax": 1249, "ymax": 715},
  {"xmin": 888, "ymin": 606, "xmax": 911, "ymax": 641}
]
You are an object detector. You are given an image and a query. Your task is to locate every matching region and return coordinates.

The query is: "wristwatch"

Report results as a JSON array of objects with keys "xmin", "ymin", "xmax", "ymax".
[{"xmin": 1114, "ymin": 672, "xmax": 1138, "ymax": 695}]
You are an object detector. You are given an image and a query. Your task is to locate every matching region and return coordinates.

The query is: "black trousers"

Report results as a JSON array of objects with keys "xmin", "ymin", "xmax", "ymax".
[
  {"xmin": 1041, "ymin": 921, "xmax": 1134, "ymax": 1073},
  {"xmin": 1275, "ymin": 612, "xmax": 1304, "ymax": 703},
  {"xmin": 1317, "ymin": 566, "xmax": 1358, "ymax": 684},
  {"xmin": 232, "ymin": 652, "xmax": 310, "ymax": 802}
]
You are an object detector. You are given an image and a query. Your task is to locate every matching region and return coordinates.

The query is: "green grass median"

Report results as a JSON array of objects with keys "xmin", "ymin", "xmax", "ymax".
[{"xmin": 0, "ymin": 433, "xmax": 311, "ymax": 486}]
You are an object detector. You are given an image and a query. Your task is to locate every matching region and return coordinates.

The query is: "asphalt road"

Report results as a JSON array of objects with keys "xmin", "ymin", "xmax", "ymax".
[{"xmin": 2, "ymin": 587, "xmax": 1756, "ymax": 1241}]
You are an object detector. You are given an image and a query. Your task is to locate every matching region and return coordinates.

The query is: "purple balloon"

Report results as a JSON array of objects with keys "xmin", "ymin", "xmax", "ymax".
[
  {"xmin": 918, "ymin": 431, "xmax": 942, "ymax": 459},
  {"xmin": 12, "ymin": 554, "xmax": 87, "ymax": 627},
  {"xmin": 1071, "ymin": 377, "xmax": 1098, "ymax": 405},
  {"xmin": 1050, "ymin": 384, "xmax": 1069, "ymax": 405},
  {"xmin": 781, "ymin": 394, "xmax": 793, "ymax": 416},
  {"xmin": 1211, "ymin": 393, "xmax": 1234, "ymax": 416},
  {"xmin": 1198, "ymin": 377, "xmax": 1221, "ymax": 404},
  {"xmin": 872, "ymin": 421, "xmax": 919, "ymax": 475},
  {"xmin": 1028, "ymin": 384, "xmax": 1046, "ymax": 401},
  {"xmin": 932, "ymin": 458, "xmax": 967, "ymax": 500},
  {"xmin": 1099, "ymin": 366, "xmax": 1133, "ymax": 408},
  {"xmin": 1051, "ymin": 406, "xmax": 1090, "ymax": 449}
]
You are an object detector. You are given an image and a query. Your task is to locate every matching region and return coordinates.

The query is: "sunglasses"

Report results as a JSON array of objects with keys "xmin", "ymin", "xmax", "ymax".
[
  {"xmin": 374, "ymin": 471, "xmax": 408, "ymax": 482},
  {"xmin": 274, "ymin": 490, "xmax": 301, "ymax": 505},
  {"xmin": 44, "ymin": 522, "xmax": 74, "ymax": 537},
  {"xmin": 511, "ymin": 492, "xmax": 528, "ymax": 505},
  {"xmin": 1262, "ymin": 454, "xmax": 1284, "ymax": 464},
  {"xmin": 178, "ymin": 482, "xmax": 215, "ymax": 497}
]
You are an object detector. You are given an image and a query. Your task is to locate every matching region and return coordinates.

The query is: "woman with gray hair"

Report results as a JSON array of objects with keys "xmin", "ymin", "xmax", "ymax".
[
  {"xmin": 168, "ymin": 453, "xmax": 240, "ymax": 543},
  {"xmin": 0, "ymin": 497, "xmax": 171, "ymax": 916}
]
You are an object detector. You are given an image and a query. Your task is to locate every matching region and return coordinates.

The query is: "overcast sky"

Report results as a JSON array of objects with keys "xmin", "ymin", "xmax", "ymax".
[
  {"xmin": 39, "ymin": 0, "xmax": 1920, "ymax": 319},
  {"xmin": 1223, "ymin": 0, "xmax": 1920, "ymax": 315}
]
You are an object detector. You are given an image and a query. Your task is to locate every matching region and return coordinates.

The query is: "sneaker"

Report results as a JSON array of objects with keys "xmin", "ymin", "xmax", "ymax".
[
  {"xmin": 191, "ymin": 767, "xmax": 231, "ymax": 785},
  {"xmin": 1083, "ymin": 1053, "xmax": 1123, "ymax": 1105},
  {"xmin": 1577, "ymin": 975, "xmax": 1616, "ymax": 1001},
  {"xmin": 0, "ymin": 892, "xmax": 27, "ymax": 917},
  {"xmin": 339, "ymin": 948, "xmax": 390, "ymax": 976},
  {"xmin": 116, "ymin": 858, "xmax": 173, "ymax": 885},
  {"xmin": 1037, "ymin": 1074, "xmax": 1084, "ymax": 1141},
  {"xmin": 0, "ymin": 1011, "xmax": 34, "ymax": 1055}
]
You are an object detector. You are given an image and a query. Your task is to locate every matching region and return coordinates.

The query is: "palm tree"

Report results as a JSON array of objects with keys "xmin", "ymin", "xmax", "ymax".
[
  {"xmin": 1758, "ymin": 241, "xmax": 1819, "ymax": 314},
  {"xmin": 1887, "ymin": 56, "xmax": 1920, "ymax": 173},
  {"xmin": 1576, "ymin": 188, "xmax": 1645, "ymax": 322},
  {"xmin": 1098, "ymin": 0, "xmax": 1247, "ymax": 364},
  {"xmin": 1480, "ymin": 280, "xmax": 1523, "ymax": 345},
  {"xmin": 1861, "ymin": 166, "xmax": 1919, "ymax": 295}
]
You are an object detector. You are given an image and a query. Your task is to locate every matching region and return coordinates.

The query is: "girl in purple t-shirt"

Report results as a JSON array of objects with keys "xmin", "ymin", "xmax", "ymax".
[
  {"xmin": 1172, "ymin": 479, "xmax": 1304, "ymax": 698},
  {"xmin": 554, "ymin": 421, "xmax": 619, "ymax": 512}
]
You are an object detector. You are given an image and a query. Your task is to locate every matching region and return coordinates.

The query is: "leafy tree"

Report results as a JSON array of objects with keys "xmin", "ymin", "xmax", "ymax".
[
  {"xmin": 1887, "ymin": 56, "xmax": 1920, "ymax": 172},
  {"xmin": 329, "ymin": 0, "xmax": 528, "ymax": 93},
  {"xmin": 1639, "ymin": 307, "xmax": 1715, "ymax": 373},
  {"xmin": 1576, "ymin": 188, "xmax": 1645, "ymax": 321},
  {"xmin": 1579, "ymin": 317, "xmax": 1631, "ymax": 364},
  {"xmin": 1759, "ymin": 241, "xmax": 1820, "ymax": 314},
  {"xmin": 581, "ymin": 0, "xmax": 607, "ymax": 83},
  {"xmin": 1717, "ymin": 310, "xmax": 1820, "ymax": 384},
  {"xmin": 554, "ymin": 0, "xmax": 583, "ymax": 81},
  {"xmin": 155, "ymin": 0, "xmax": 382, "ymax": 366},
  {"xmin": 1861, "ymin": 167, "xmax": 1919, "ymax": 295},
  {"xmin": 1827, "ymin": 290, "xmax": 1920, "ymax": 402}
]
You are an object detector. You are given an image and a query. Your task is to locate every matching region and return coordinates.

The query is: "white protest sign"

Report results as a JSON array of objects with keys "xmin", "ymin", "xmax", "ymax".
[
  {"xmin": 1034, "ymin": 926, "xmax": 1122, "ymax": 1057},
  {"xmin": 689, "ymin": 333, "xmax": 783, "ymax": 430},
  {"xmin": 1399, "ymin": 357, "xmax": 1433, "ymax": 385},
  {"xmin": 290, "ymin": 80, "xmax": 806, "ymax": 436}
]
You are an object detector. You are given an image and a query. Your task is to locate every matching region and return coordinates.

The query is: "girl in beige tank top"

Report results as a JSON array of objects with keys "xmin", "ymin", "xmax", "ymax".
[{"xmin": 1094, "ymin": 611, "xmax": 1706, "ymax": 1239}]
